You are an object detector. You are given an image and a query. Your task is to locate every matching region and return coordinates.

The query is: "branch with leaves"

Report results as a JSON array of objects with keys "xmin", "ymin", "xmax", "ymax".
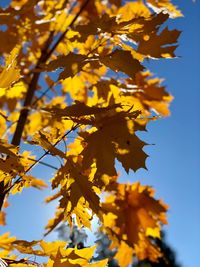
[{"xmin": 0, "ymin": 0, "xmax": 182, "ymax": 266}]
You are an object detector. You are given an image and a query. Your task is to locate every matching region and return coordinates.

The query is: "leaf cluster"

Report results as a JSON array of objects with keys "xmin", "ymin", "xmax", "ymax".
[{"xmin": 0, "ymin": 0, "xmax": 182, "ymax": 266}]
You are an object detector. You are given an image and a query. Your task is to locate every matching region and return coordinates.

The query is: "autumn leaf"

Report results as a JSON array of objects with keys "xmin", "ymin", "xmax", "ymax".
[
  {"xmin": 0, "ymin": 139, "xmax": 18, "ymax": 158},
  {"xmin": 46, "ymin": 158, "xmax": 101, "ymax": 233},
  {"xmin": 31, "ymin": 131, "xmax": 67, "ymax": 159},
  {"xmin": 0, "ymin": 232, "xmax": 16, "ymax": 250},
  {"xmin": 0, "ymin": 46, "xmax": 21, "ymax": 88},
  {"xmin": 80, "ymin": 110, "xmax": 147, "ymax": 183},
  {"xmin": 43, "ymin": 101, "xmax": 121, "ymax": 118},
  {"xmin": 61, "ymin": 159, "xmax": 100, "ymax": 216},
  {"xmin": 138, "ymin": 27, "xmax": 181, "ymax": 58},
  {"xmin": 11, "ymin": 175, "xmax": 47, "ymax": 195},
  {"xmin": 102, "ymin": 183, "xmax": 167, "ymax": 246},
  {"xmin": 114, "ymin": 241, "xmax": 134, "ymax": 267},
  {"xmin": 74, "ymin": 13, "xmax": 146, "ymax": 41},
  {"xmin": 42, "ymin": 53, "xmax": 87, "ymax": 79},
  {"xmin": 50, "ymin": 246, "xmax": 108, "ymax": 267},
  {"xmin": 147, "ymin": 0, "xmax": 183, "ymax": 18},
  {"xmin": 100, "ymin": 50, "xmax": 144, "ymax": 78}
]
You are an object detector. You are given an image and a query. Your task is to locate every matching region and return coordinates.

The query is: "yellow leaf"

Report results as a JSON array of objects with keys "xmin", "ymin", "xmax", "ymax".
[
  {"xmin": 43, "ymin": 53, "xmax": 87, "ymax": 79},
  {"xmin": 100, "ymin": 50, "xmax": 144, "ymax": 78},
  {"xmin": 32, "ymin": 131, "xmax": 67, "ymax": 159},
  {"xmin": 0, "ymin": 232, "xmax": 16, "ymax": 250},
  {"xmin": 10, "ymin": 264, "xmax": 35, "ymax": 267},
  {"xmin": 62, "ymin": 76, "xmax": 87, "ymax": 103},
  {"xmin": 147, "ymin": 0, "xmax": 183, "ymax": 18},
  {"xmin": 102, "ymin": 182, "xmax": 167, "ymax": 246},
  {"xmin": 114, "ymin": 242, "xmax": 133, "ymax": 267},
  {"xmin": 0, "ymin": 46, "xmax": 20, "ymax": 88},
  {"xmin": 118, "ymin": 1, "xmax": 150, "ymax": 21},
  {"xmin": 146, "ymin": 227, "xmax": 161, "ymax": 239},
  {"xmin": 138, "ymin": 27, "xmax": 181, "ymax": 58},
  {"xmin": 6, "ymin": 81, "xmax": 27, "ymax": 99},
  {"xmin": 75, "ymin": 246, "xmax": 96, "ymax": 260},
  {"xmin": 13, "ymin": 239, "xmax": 41, "ymax": 255},
  {"xmin": 88, "ymin": 259, "xmax": 108, "ymax": 267},
  {"xmin": 44, "ymin": 101, "xmax": 121, "ymax": 118},
  {"xmin": 0, "ymin": 139, "xmax": 18, "ymax": 158},
  {"xmin": 40, "ymin": 240, "xmax": 67, "ymax": 256},
  {"xmin": 80, "ymin": 110, "xmax": 147, "ymax": 181}
]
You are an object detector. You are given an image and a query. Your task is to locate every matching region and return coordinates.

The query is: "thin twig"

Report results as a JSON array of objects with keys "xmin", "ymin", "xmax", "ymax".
[{"xmin": 21, "ymin": 156, "xmax": 58, "ymax": 170}]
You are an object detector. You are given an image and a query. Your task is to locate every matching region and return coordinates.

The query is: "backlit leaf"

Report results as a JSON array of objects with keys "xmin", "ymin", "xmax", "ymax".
[
  {"xmin": 0, "ymin": 46, "xmax": 20, "ymax": 88},
  {"xmin": 100, "ymin": 50, "xmax": 144, "ymax": 78}
]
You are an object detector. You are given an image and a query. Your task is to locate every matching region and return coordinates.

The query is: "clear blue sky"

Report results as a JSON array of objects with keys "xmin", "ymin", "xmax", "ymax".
[{"xmin": 0, "ymin": 1, "xmax": 199, "ymax": 267}]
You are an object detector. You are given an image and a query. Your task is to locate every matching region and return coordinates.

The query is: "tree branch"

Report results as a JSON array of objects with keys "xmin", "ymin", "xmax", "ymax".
[{"xmin": 11, "ymin": 32, "xmax": 54, "ymax": 147}]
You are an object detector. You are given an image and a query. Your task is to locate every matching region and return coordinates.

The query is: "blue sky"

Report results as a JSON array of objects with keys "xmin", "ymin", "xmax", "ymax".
[{"xmin": 0, "ymin": 1, "xmax": 200, "ymax": 267}]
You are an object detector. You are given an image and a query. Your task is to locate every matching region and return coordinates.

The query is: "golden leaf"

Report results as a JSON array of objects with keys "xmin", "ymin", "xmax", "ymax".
[
  {"xmin": 43, "ymin": 53, "xmax": 87, "ymax": 79},
  {"xmin": 49, "ymin": 246, "xmax": 107, "ymax": 267},
  {"xmin": 114, "ymin": 241, "xmax": 134, "ymax": 267},
  {"xmin": 44, "ymin": 101, "xmax": 121, "ymax": 118},
  {"xmin": 0, "ymin": 139, "xmax": 18, "ymax": 158},
  {"xmin": 0, "ymin": 46, "xmax": 20, "ymax": 88},
  {"xmin": 102, "ymin": 183, "xmax": 167, "ymax": 246},
  {"xmin": 0, "ymin": 233, "xmax": 16, "ymax": 250},
  {"xmin": 147, "ymin": 0, "xmax": 183, "ymax": 18},
  {"xmin": 32, "ymin": 131, "xmax": 67, "ymax": 159},
  {"xmin": 100, "ymin": 50, "xmax": 144, "ymax": 78},
  {"xmin": 80, "ymin": 110, "xmax": 147, "ymax": 182},
  {"xmin": 11, "ymin": 175, "xmax": 47, "ymax": 195},
  {"xmin": 138, "ymin": 27, "xmax": 181, "ymax": 58},
  {"xmin": 118, "ymin": 2, "xmax": 150, "ymax": 21}
]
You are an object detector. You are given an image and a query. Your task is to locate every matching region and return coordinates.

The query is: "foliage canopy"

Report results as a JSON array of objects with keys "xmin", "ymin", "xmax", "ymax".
[{"xmin": 0, "ymin": 0, "xmax": 182, "ymax": 266}]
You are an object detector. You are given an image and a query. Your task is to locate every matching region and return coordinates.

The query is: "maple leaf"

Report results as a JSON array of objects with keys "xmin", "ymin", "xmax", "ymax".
[
  {"xmin": 0, "ymin": 139, "xmax": 18, "ymax": 158},
  {"xmin": 11, "ymin": 175, "xmax": 47, "ymax": 194},
  {"xmin": 147, "ymin": 0, "xmax": 183, "ymax": 18},
  {"xmin": 138, "ymin": 27, "xmax": 181, "ymax": 58},
  {"xmin": 61, "ymin": 159, "xmax": 100, "ymax": 216},
  {"xmin": 0, "ymin": 46, "xmax": 20, "ymax": 88},
  {"xmin": 31, "ymin": 131, "xmax": 67, "ymax": 159},
  {"xmin": 134, "ymin": 234, "xmax": 162, "ymax": 262},
  {"xmin": 118, "ymin": 1, "xmax": 151, "ymax": 21},
  {"xmin": 12, "ymin": 239, "xmax": 42, "ymax": 255},
  {"xmin": 0, "ymin": 156, "xmax": 24, "ymax": 182},
  {"xmin": 74, "ymin": 13, "xmax": 143, "ymax": 41},
  {"xmin": 47, "ymin": 158, "xmax": 101, "ymax": 233},
  {"xmin": 120, "ymin": 71, "xmax": 174, "ymax": 116},
  {"xmin": 100, "ymin": 49, "xmax": 144, "ymax": 78},
  {"xmin": 44, "ymin": 101, "xmax": 121, "ymax": 118},
  {"xmin": 80, "ymin": 110, "xmax": 147, "ymax": 185},
  {"xmin": 42, "ymin": 53, "xmax": 87, "ymax": 79},
  {"xmin": 102, "ymin": 183, "xmax": 167, "ymax": 246},
  {"xmin": 114, "ymin": 241, "xmax": 134, "ymax": 267},
  {"xmin": 0, "ymin": 232, "xmax": 16, "ymax": 250},
  {"xmin": 50, "ymin": 246, "xmax": 108, "ymax": 267}
]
